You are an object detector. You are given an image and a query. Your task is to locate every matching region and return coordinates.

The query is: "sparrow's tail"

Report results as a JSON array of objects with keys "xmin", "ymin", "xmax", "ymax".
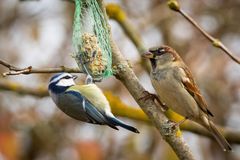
[
  {"xmin": 201, "ymin": 117, "xmax": 232, "ymax": 151},
  {"xmin": 106, "ymin": 116, "xmax": 140, "ymax": 133}
]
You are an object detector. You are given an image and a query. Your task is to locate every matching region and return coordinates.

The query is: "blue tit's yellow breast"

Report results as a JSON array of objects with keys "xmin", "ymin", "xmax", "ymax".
[{"xmin": 68, "ymin": 84, "xmax": 110, "ymax": 111}]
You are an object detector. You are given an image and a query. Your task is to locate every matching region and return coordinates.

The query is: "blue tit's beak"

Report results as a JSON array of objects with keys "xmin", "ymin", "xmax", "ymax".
[{"xmin": 72, "ymin": 75, "xmax": 78, "ymax": 80}]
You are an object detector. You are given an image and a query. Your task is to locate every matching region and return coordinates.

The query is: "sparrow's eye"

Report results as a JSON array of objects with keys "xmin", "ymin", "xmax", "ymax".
[
  {"xmin": 158, "ymin": 48, "xmax": 165, "ymax": 54},
  {"xmin": 149, "ymin": 47, "xmax": 167, "ymax": 56}
]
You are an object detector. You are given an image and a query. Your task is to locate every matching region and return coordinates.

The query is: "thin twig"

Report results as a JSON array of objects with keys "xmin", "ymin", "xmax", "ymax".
[
  {"xmin": 0, "ymin": 59, "xmax": 20, "ymax": 70},
  {"xmin": 0, "ymin": 59, "xmax": 82, "ymax": 76},
  {"xmin": 167, "ymin": 0, "xmax": 240, "ymax": 64}
]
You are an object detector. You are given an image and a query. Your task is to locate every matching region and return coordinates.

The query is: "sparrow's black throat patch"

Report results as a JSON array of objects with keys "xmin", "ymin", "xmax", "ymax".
[{"xmin": 150, "ymin": 58, "xmax": 157, "ymax": 70}]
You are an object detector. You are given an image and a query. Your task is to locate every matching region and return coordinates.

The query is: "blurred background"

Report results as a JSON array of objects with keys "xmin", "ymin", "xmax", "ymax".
[{"xmin": 0, "ymin": 0, "xmax": 240, "ymax": 159}]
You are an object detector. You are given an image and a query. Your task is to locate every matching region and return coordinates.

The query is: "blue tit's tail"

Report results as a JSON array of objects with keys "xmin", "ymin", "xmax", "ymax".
[{"xmin": 106, "ymin": 116, "xmax": 140, "ymax": 133}]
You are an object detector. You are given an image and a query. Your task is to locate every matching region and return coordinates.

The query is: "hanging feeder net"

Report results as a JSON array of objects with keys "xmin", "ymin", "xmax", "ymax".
[{"xmin": 72, "ymin": 0, "xmax": 113, "ymax": 81}]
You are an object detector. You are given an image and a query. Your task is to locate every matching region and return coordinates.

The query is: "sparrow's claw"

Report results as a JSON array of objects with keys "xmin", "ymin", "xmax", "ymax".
[
  {"xmin": 162, "ymin": 120, "xmax": 178, "ymax": 135},
  {"xmin": 163, "ymin": 117, "xmax": 188, "ymax": 135},
  {"xmin": 139, "ymin": 91, "xmax": 168, "ymax": 111},
  {"xmin": 164, "ymin": 117, "xmax": 188, "ymax": 135},
  {"xmin": 139, "ymin": 91, "xmax": 157, "ymax": 101},
  {"xmin": 171, "ymin": 117, "xmax": 188, "ymax": 129}
]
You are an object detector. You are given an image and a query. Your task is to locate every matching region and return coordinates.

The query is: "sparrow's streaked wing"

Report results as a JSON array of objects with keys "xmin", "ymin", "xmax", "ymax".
[{"xmin": 179, "ymin": 67, "xmax": 214, "ymax": 117}]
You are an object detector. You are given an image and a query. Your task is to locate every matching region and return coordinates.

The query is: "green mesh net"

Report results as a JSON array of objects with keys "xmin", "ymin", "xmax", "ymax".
[{"xmin": 72, "ymin": 0, "xmax": 113, "ymax": 81}]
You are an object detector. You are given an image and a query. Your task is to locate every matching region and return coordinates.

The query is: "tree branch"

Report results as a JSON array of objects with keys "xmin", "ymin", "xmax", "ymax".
[
  {"xmin": 1, "ymin": 79, "xmax": 240, "ymax": 144},
  {"xmin": 104, "ymin": 4, "xmax": 195, "ymax": 159},
  {"xmin": 0, "ymin": 59, "xmax": 83, "ymax": 76}
]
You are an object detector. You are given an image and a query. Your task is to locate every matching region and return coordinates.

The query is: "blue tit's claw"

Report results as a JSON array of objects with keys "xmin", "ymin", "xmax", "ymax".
[
  {"xmin": 85, "ymin": 74, "xmax": 93, "ymax": 84},
  {"xmin": 93, "ymin": 77, "xmax": 103, "ymax": 83}
]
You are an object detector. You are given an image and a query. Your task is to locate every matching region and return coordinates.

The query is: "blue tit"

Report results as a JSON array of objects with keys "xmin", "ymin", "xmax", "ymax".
[{"xmin": 48, "ymin": 72, "xmax": 139, "ymax": 133}]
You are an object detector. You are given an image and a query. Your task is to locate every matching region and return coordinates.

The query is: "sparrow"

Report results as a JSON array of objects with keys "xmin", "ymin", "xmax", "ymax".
[{"xmin": 142, "ymin": 45, "xmax": 231, "ymax": 151}]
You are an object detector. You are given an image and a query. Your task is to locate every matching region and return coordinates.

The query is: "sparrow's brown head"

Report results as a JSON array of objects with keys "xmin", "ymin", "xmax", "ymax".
[
  {"xmin": 142, "ymin": 45, "xmax": 182, "ymax": 69},
  {"xmin": 142, "ymin": 45, "xmax": 180, "ymax": 60}
]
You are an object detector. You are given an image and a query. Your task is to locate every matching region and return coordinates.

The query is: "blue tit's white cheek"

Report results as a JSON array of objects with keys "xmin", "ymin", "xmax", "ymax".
[{"xmin": 56, "ymin": 79, "xmax": 75, "ymax": 86}]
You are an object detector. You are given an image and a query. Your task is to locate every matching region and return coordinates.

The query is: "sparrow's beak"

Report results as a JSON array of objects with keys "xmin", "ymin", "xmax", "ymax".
[
  {"xmin": 72, "ymin": 75, "xmax": 78, "ymax": 80},
  {"xmin": 142, "ymin": 51, "xmax": 154, "ymax": 59}
]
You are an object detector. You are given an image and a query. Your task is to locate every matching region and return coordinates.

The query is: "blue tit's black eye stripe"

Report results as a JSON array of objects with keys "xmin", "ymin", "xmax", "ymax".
[
  {"xmin": 49, "ymin": 73, "xmax": 74, "ymax": 84},
  {"xmin": 64, "ymin": 76, "xmax": 72, "ymax": 79}
]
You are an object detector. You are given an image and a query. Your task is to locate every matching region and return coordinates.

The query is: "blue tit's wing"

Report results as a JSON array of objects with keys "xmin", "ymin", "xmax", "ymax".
[
  {"xmin": 64, "ymin": 90, "xmax": 119, "ymax": 130},
  {"xmin": 68, "ymin": 84, "xmax": 110, "ymax": 111}
]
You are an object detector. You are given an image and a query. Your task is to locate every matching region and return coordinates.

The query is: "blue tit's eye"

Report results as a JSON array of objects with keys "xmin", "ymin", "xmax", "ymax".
[{"xmin": 64, "ymin": 76, "xmax": 72, "ymax": 79}]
